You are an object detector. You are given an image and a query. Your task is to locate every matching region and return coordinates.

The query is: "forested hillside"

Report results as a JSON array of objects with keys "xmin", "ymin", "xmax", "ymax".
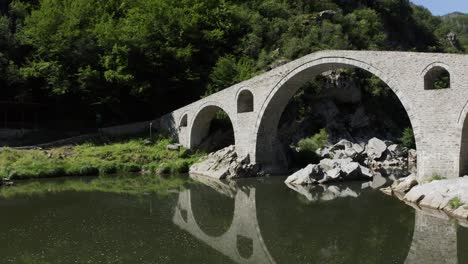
[{"xmin": 0, "ymin": 0, "xmax": 465, "ymax": 128}]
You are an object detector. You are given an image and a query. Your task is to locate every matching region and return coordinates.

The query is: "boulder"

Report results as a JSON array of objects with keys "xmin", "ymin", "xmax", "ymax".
[
  {"xmin": 403, "ymin": 177, "xmax": 468, "ymax": 221},
  {"xmin": 285, "ymin": 164, "xmax": 320, "ymax": 185},
  {"xmin": 167, "ymin": 144, "xmax": 181, "ymax": 151},
  {"xmin": 388, "ymin": 144, "xmax": 407, "ymax": 158},
  {"xmin": 381, "ymin": 173, "xmax": 418, "ymax": 195},
  {"xmin": 189, "ymin": 145, "xmax": 258, "ymax": 180},
  {"xmin": 366, "ymin": 137, "xmax": 388, "ymax": 160}
]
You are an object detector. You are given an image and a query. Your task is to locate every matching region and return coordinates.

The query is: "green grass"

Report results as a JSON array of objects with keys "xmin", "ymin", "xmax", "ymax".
[
  {"xmin": 0, "ymin": 136, "xmax": 205, "ymax": 180},
  {"xmin": 448, "ymin": 196, "xmax": 464, "ymax": 209},
  {"xmin": 428, "ymin": 175, "xmax": 447, "ymax": 182},
  {"xmin": 464, "ymin": 206, "xmax": 468, "ymax": 210},
  {"xmin": 0, "ymin": 175, "xmax": 190, "ymax": 198}
]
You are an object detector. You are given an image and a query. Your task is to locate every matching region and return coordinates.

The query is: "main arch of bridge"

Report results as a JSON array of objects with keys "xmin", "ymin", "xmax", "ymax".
[{"xmin": 161, "ymin": 50, "xmax": 468, "ymax": 179}]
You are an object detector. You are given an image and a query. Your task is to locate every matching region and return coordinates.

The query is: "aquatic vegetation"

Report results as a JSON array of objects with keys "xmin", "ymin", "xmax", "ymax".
[{"xmin": 0, "ymin": 136, "xmax": 205, "ymax": 179}]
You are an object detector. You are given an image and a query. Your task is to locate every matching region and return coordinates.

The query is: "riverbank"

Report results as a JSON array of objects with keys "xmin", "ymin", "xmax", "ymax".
[
  {"xmin": 0, "ymin": 136, "xmax": 205, "ymax": 180},
  {"xmin": 382, "ymin": 175, "xmax": 468, "ymax": 221}
]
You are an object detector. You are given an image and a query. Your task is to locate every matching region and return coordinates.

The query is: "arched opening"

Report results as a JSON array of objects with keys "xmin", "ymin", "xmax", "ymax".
[
  {"xmin": 424, "ymin": 66, "xmax": 450, "ymax": 90},
  {"xmin": 255, "ymin": 60, "xmax": 416, "ymax": 176},
  {"xmin": 179, "ymin": 114, "xmax": 188, "ymax": 128},
  {"xmin": 190, "ymin": 105, "xmax": 235, "ymax": 152},
  {"xmin": 237, "ymin": 90, "xmax": 254, "ymax": 113}
]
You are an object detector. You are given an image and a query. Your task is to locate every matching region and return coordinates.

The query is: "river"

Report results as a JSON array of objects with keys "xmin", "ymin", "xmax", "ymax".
[{"xmin": 0, "ymin": 175, "xmax": 466, "ymax": 264}]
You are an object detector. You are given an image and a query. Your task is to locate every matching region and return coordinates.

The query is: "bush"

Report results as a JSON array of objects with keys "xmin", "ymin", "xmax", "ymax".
[
  {"xmin": 399, "ymin": 127, "xmax": 415, "ymax": 149},
  {"xmin": 297, "ymin": 129, "xmax": 329, "ymax": 153},
  {"xmin": 449, "ymin": 196, "xmax": 464, "ymax": 209},
  {"xmin": 295, "ymin": 129, "xmax": 329, "ymax": 166}
]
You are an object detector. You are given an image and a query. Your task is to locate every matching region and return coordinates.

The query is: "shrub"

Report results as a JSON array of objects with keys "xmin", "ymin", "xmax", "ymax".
[
  {"xmin": 449, "ymin": 196, "xmax": 464, "ymax": 209},
  {"xmin": 399, "ymin": 127, "xmax": 415, "ymax": 149},
  {"xmin": 295, "ymin": 129, "xmax": 329, "ymax": 166}
]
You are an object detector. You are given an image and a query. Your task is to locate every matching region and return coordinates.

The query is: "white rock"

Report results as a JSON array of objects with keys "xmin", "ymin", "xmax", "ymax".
[
  {"xmin": 366, "ymin": 137, "xmax": 388, "ymax": 160},
  {"xmin": 285, "ymin": 164, "xmax": 317, "ymax": 185}
]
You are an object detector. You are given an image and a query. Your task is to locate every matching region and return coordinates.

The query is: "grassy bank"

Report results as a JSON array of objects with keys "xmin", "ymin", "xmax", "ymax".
[{"xmin": 0, "ymin": 136, "xmax": 205, "ymax": 180}]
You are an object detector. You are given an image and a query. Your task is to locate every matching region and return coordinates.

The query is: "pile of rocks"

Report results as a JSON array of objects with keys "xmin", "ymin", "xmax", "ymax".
[
  {"xmin": 189, "ymin": 145, "xmax": 260, "ymax": 180},
  {"xmin": 286, "ymin": 137, "xmax": 414, "ymax": 185}
]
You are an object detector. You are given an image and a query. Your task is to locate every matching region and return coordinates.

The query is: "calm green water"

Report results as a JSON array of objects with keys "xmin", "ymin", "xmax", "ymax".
[{"xmin": 0, "ymin": 176, "xmax": 466, "ymax": 264}]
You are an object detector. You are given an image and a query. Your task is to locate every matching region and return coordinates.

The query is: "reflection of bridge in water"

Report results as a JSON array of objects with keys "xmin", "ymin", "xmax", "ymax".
[{"xmin": 172, "ymin": 179, "xmax": 463, "ymax": 264}]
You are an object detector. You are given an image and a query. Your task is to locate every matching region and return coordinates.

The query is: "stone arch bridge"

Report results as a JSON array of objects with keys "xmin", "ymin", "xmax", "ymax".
[{"xmin": 158, "ymin": 50, "xmax": 468, "ymax": 179}]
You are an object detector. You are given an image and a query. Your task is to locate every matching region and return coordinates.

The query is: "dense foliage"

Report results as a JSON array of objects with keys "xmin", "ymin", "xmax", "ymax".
[{"xmin": 0, "ymin": 0, "xmax": 466, "ymax": 127}]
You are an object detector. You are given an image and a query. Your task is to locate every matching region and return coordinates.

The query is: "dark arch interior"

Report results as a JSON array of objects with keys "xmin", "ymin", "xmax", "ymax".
[
  {"xmin": 190, "ymin": 105, "xmax": 234, "ymax": 152},
  {"xmin": 255, "ymin": 63, "xmax": 415, "ymax": 173},
  {"xmin": 424, "ymin": 66, "xmax": 450, "ymax": 90},
  {"xmin": 236, "ymin": 235, "xmax": 254, "ymax": 259},
  {"xmin": 179, "ymin": 114, "xmax": 188, "ymax": 128},
  {"xmin": 238, "ymin": 90, "xmax": 254, "ymax": 113},
  {"xmin": 459, "ymin": 113, "xmax": 468, "ymax": 176}
]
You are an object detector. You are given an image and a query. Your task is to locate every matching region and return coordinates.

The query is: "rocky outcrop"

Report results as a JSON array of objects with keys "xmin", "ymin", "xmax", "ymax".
[
  {"xmin": 286, "ymin": 137, "xmax": 413, "ymax": 185},
  {"xmin": 403, "ymin": 177, "xmax": 468, "ymax": 220},
  {"xmin": 189, "ymin": 145, "xmax": 259, "ymax": 180}
]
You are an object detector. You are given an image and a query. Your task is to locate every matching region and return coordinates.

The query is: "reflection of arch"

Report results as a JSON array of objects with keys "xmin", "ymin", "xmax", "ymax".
[
  {"xmin": 253, "ymin": 57, "xmax": 418, "ymax": 172},
  {"xmin": 422, "ymin": 63, "xmax": 451, "ymax": 90},
  {"xmin": 237, "ymin": 89, "xmax": 254, "ymax": 113},
  {"xmin": 405, "ymin": 209, "xmax": 458, "ymax": 264},
  {"xmin": 190, "ymin": 184, "xmax": 235, "ymax": 237},
  {"xmin": 188, "ymin": 103, "xmax": 235, "ymax": 149},
  {"xmin": 173, "ymin": 188, "xmax": 275, "ymax": 264}
]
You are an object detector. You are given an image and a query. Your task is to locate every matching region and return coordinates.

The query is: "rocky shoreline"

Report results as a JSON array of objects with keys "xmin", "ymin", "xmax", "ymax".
[{"xmin": 382, "ymin": 175, "xmax": 468, "ymax": 221}]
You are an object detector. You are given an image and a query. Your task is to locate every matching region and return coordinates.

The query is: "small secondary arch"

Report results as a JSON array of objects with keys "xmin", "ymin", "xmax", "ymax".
[
  {"xmin": 422, "ymin": 63, "xmax": 451, "ymax": 90},
  {"xmin": 237, "ymin": 89, "xmax": 254, "ymax": 113}
]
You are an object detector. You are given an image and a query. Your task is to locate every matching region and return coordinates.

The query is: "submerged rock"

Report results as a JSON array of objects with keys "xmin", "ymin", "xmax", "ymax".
[{"xmin": 189, "ymin": 145, "xmax": 259, "ymax": 180}]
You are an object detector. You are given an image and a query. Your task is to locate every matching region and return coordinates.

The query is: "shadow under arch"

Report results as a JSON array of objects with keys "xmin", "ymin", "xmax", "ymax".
[
  {"xmin": 458, "ymin": 102, "xmax": 468, "ymax": 176},
  {"xmin": 253, "ymin": 57, "xmax": 419, "ymax": 173},
  {"xmin": 189, "ymin": 102, "xmax": 235, "ymax": 150}
]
